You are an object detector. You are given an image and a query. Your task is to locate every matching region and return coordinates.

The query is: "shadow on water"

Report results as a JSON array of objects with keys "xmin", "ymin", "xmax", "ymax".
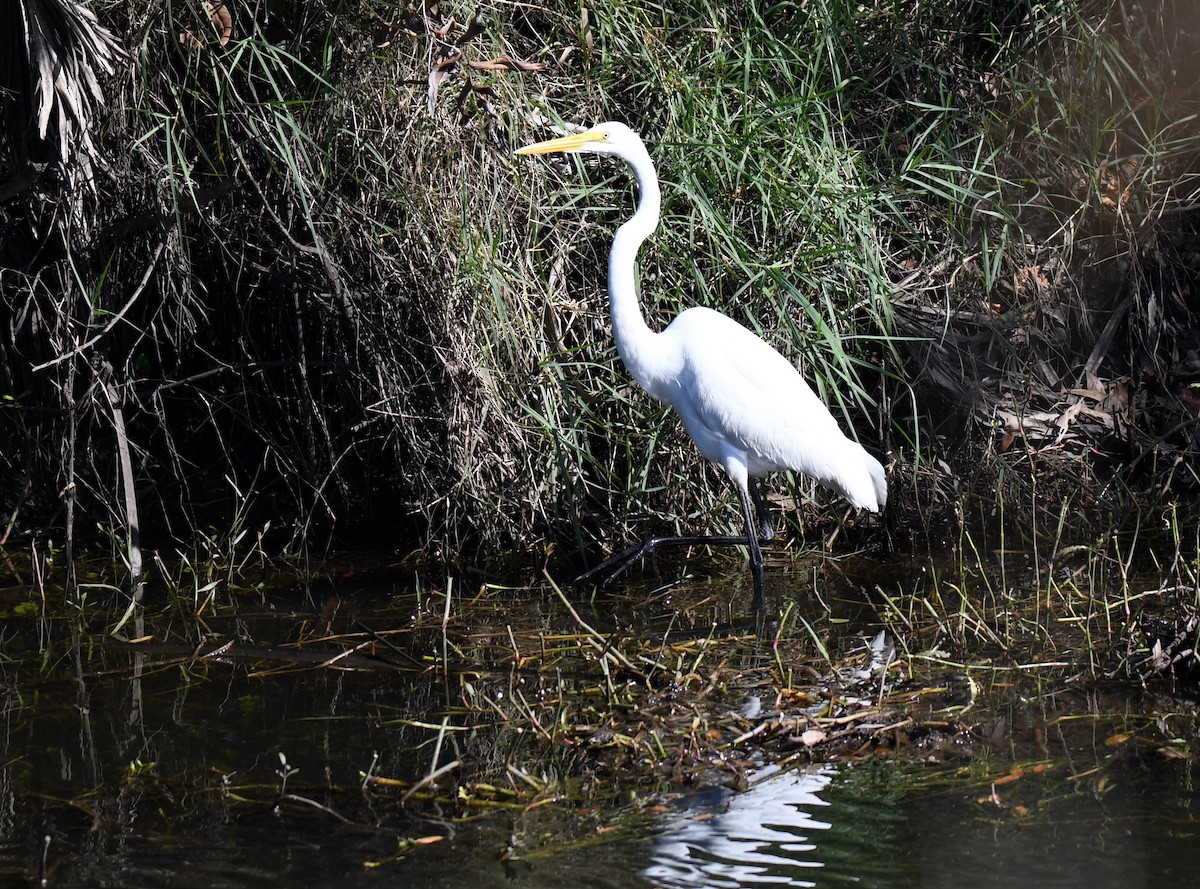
[{"xmin": 2, "ymin": 553, "xmax": 1199, "ymax": 887}]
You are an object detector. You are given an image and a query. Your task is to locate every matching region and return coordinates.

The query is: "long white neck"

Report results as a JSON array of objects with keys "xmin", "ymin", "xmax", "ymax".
[{"xmin": 607, "ymin": 148, "xmax": 662, "ymax": 388}]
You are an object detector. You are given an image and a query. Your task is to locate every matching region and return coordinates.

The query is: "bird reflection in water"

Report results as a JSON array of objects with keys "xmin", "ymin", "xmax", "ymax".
[{"xmin": 643, "ymin": 765, "xmax": 834, "ymax": 888}]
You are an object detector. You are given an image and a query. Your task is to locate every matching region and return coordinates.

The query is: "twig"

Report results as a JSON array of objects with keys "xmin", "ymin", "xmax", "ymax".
[
  {"xmin": 32, "ymin": 241, "xmax": 166, "ymax": 372},
  {"xmin": 544, "ymin": 570, "xmax": 645, "ymax": 677},
  {"xmin": 402, "ymin": 759, "xmax": 461, "ymax": 802},
  {"xmin": 278, "ymin": 793, "xmax": 355, "ymax": 824}
]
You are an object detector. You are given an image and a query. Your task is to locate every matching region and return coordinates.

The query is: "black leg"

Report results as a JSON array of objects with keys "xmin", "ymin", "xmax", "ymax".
[
  {"xmin": 574, "ymin": 532, "xmax": 754, "ymax": 587},
  {"xmin": 735, "ymin": 482, "xmax": 765, "ymax": 613},
  {"xmin": 749, "ymin": 478, "xmax": 774, "ymax": 540},
  {"xmin": 576, "ymin": 478, "xmax": 772, "ymax": 616}
]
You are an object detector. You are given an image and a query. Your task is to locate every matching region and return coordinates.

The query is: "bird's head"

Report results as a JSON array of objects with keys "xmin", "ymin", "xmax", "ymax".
[{"xmin": 515, "ymin": 121, "xmax": 645, "ymax": 160}]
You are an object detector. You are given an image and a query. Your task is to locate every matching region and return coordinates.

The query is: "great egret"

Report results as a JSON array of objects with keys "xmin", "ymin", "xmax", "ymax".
[{"xmin": 516, "ymin": 121, "xmax": 887, "ymax": 610}]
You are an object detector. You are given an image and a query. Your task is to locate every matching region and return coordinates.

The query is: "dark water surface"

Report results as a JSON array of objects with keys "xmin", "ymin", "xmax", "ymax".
[
  {"xmin": 643, "ymin": 760, "xmax": 1200, "ymax": 888},
  {"xmin": 2, "ymin": 569, "xmax": 1198, "ymax": 888}
]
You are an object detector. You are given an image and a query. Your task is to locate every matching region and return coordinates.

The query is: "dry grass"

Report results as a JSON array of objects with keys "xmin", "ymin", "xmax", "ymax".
[{"xmin": 1, "ymin": 0, "xmax": 1198, "ymax": 585}]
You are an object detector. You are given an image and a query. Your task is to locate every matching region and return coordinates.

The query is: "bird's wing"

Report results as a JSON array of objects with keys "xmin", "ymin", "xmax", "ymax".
[{"xmin": 665, "ymin": 308, "xmax": 881, "ymax": 506}]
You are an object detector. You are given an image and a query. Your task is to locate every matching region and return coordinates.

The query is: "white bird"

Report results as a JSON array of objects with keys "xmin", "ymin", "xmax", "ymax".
[{"xmin": 516, "ymin": 121, "xmax": 887, "ymax": 610}]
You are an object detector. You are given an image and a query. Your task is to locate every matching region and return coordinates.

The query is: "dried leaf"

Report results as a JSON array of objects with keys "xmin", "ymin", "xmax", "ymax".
[
  {"xmin": 427, "ymin": 51, "xmax": 462, "ymax": 111},
  {"xmin": 1097, "ymin": 155, "xmax": 1141, "ymax": 213},
  {"xmin": 430, "ymin": 16, "xmax": 459, "ymax": 38},
  {"xmin": 209, "ymin": 1, "xmax": 233, "ymax": 45},
  {"xmin": 993, "ymin": 767, "xmax": 1026, "ymax": 786},
  {"xmin": 466, "ymin": 55, "xmax": 547, "ymax": 73},
  {"xmin": 1102, "ymin": 378, "xmax": 1130, "ymax": 412},
  {"xmin": 180, "ymin": 0, "xmax": 234, "ymax": 48},
  {"xmin": 460, "ymin": 15, "xmax": 486, "ymax": 44},
  {"xmin": 1014, "ymin": 265, "xmax": 1050, "ymax": 295},
  {"xmin": 1054, "ymin": 400, "xmax": 1086, "ymax": 432},
  {"xmin": 799, "ymin": 729, "xmax": 826, "ymax": 747}
]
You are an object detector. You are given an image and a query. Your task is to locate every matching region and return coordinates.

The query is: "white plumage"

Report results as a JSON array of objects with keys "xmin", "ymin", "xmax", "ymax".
[{"xmin": 518, "ymin": 121, "xmax": 886, "ymax": 607}]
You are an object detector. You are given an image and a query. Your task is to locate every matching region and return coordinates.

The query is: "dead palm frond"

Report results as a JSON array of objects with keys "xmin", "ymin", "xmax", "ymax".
[{"xmin": 1, "ymin": 0, "xmax": 122, "ymax": 197}]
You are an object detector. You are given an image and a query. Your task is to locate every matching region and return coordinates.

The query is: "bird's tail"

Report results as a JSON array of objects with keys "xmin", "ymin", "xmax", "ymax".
[
  {"xmin": 836, "ymin": 442, "xmax": 887, "ymax": 512},
  {"xmin": 864, "ymin": 447, "xmax": 887, "ymax": 510}
]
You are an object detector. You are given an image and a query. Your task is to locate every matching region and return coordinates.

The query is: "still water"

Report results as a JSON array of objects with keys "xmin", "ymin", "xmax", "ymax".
[{"xmin": 2, "ymin": 571, "xmax": 1197, "ymax": 888}]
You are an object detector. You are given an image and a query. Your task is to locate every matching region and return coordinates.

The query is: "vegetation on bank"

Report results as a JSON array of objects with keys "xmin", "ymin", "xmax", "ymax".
[{"xmin": 1, "ymin": 0, "xmax": 1198, "ymax": 579}]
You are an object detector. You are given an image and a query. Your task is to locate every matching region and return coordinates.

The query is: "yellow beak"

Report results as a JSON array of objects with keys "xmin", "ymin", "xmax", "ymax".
[{"xmin": 515, "ymin": 129, "xmax": 605, "ymax": 155}]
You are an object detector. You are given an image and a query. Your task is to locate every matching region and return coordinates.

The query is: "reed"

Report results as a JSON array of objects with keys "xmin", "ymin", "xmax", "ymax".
[{"xmin": 1, "ymin": 0, "xmax": 1197, "ymax": 581}]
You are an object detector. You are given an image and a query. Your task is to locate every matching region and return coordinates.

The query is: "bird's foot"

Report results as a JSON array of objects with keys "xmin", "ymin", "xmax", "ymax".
[
  {"xmin": 574, "ymin": 536, "xmax": 670, "ymax": 587},
  {"xmin": 574, "ymin": 533, "xmax": 766, "ymax": 589}
]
